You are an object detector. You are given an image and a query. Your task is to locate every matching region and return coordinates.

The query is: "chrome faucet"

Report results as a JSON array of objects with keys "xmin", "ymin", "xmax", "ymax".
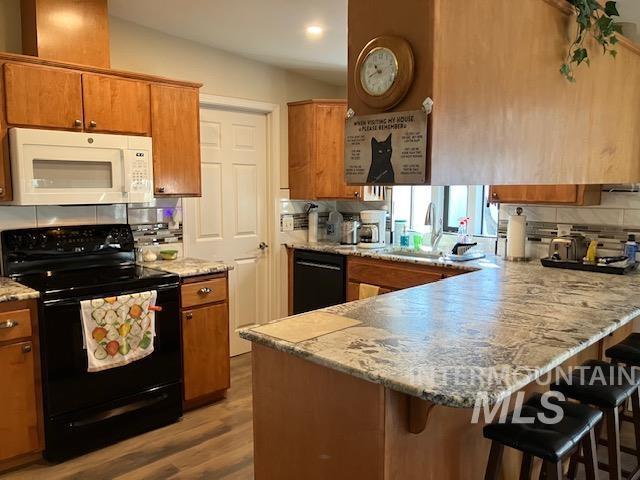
[{"xmin": 424, "ymin": 202, "xmax": 443, "ymax": 250}]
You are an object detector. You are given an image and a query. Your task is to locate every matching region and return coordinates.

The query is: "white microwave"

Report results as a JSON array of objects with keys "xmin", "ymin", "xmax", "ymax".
[{"xmin": 8, "ymin": 128, "xmax": 154, "ymax": 205}]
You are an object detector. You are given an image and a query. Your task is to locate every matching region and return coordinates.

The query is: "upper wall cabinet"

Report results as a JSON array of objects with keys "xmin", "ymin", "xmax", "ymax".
[
  {"xmin": 0, "ymin": 52, "xmax": 203, "ymax": 199},
  {"xmin": 4, "ymin": 63, "xmax": 84, "ymax": 130},
  {"xmin": 81, "ymin": 74, "xmax": 150, "ymax": 135},
  {"xmin": 348, "ymin": 0, "xmax": 640, "ymax": 185},
  {"xmin": 150, "ymin": 85, "xmax": 202, "ymax": 197},
  {"xmin": 288, "ymin": 100, "xmax": 363, "ymax": 200},
  {"xmin": 489, "ymin": 185, "xmax": 601, "ymax": 205}
]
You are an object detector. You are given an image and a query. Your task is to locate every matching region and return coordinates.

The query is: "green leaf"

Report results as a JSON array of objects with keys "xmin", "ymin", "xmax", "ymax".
[
  {"xmin": 572, "ymin": 48, "xmax": 589, "ymax": 65},
  {"xmin": 604, "ymin": 1, "xmax": 620, "ymax": 17},
  {"xmin": 609, "ymin": 49, "xmax": 618, "ymax": 58},
  {"xmin": 560, "ymin": 64, "xmax": 571, "ymax": 76},
  {"xmin": 610, "ymin": 35, "xmax": 618, "ymax": 45}
]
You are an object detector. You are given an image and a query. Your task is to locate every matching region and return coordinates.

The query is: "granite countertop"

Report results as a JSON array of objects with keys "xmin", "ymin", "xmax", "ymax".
[
  {"xmin": 0, "ymin": 277, "xmax": 40, "ymax": 303},
  {"xmin": 139, "ymin": 257, "xmax": 234, "ymax": 278},
  {"xmin": 241, "ymin": 244, "xmax": 640, "ymax": 408}
]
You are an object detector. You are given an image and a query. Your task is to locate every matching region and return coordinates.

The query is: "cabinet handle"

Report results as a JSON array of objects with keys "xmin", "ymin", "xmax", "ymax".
[
  {"xmin": 198, "ymin": 287, "xmax": 212, "ymax": 295},
  {"xmin": 156, "ymin": 187, "xmax": 166, "ymax": 193},
  {"xmin": 0, "ymin": 320, "xmax": 18, "ymax": 329},
  {"xmin": 73, "ymin": 119, "xmax": 82, "ymax": 127},
  {"xmin": 89, "ymin": 120, "xmax": 97, "ymax": 128},
  {"xmin": 22, "ymin": 342, "xmax": 32, "ymax": 353},
  {"xmin": 185, "ymin": 312, "xmax": 193, "ymax": 320},
  {"xmin": 0, "ymin": 187, "xmax": 4, "ymax": 195}
]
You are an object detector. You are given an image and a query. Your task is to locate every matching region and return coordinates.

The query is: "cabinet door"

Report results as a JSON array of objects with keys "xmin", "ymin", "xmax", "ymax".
[
  {"xmin": 0, "ymin": 341, "xmax": 41, "ymax": 462},
  {"xmin": 314, "ymin": 103, "xmax": 363, "ymax": 200},
  {"xmin": 489, "ymin": 185, "xmax": 578, "ymax": 204},
  {"xmin": 0, "ymin": 64, "xmax": 10, "ymax": 201},
  {"xmin": 150, "ymin": 85, "xmax": 201, "ymax": 196},
  {"xmin": 82, "ymin": 74, "xmax": 151, "ymax": 135},
  {"xmin": 182, "ymin": 303, "xmax": 230, "ymax": 402},
  {"xmin": 4, "ymin": 63, "xmax": 83, "ymax": 130}
]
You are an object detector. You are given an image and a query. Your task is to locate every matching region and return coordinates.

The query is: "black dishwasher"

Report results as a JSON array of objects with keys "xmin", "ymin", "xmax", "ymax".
[{"xmin": 293, "ymin": 250, "xmax": 346, "ymax": 314}]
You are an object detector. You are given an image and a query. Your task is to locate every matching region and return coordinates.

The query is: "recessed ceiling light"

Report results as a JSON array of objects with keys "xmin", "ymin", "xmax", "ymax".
[{"xmin": 306, "ymin": 25, "xmax": 324, "ymax": 38}]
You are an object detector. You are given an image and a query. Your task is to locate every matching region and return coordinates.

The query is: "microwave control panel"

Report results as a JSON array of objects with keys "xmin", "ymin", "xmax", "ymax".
[{"xmin": 130, "ymin": 151, "xmax": 151, "ymax": 192}]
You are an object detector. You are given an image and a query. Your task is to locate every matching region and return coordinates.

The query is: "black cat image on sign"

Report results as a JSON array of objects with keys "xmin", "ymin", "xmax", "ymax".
[{"xmin": 366, "ymin": 134, "xmax": 395, "ymax": 184}]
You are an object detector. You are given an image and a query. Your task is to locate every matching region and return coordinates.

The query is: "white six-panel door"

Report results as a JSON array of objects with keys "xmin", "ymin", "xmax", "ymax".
[{"xmin": 183, "ymin": 106, "xmax": 269, "ymax": 356}]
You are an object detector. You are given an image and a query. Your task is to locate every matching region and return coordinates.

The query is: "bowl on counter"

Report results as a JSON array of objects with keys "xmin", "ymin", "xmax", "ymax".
[{"xmin": 159, "ymin": 250, "xmax": 178, "ymax": 261}]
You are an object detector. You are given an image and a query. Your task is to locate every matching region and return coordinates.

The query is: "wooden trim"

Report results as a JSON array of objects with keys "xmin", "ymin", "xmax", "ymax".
[
  {"xmin": 0, "ymin": 52, "xmax": 202, "ymax": 88},
  {"xmin": 181, "ymin": 272, "xmax": 228, "ymax": 285},
  {"xmin": 182, "ymin": 389, "xmax": 226, "ymax": 412},
  {"xmin": 407, "ymin": 396, "xmax": 435, "ymax": 434},
  {"xmin": 287, "ymin": 248, "xmax": 294, "ymax": 316},
  {"xmin": 287, "ymin": 99, "xmax": 347, "ymax": 107}
]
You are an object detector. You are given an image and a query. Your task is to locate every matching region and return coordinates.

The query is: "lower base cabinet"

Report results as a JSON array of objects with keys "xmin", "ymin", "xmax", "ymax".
[
  {"xmin": 0, "ymin": 299, "xmax": 43, "ymax": 471},
  {"xmin": 181, "ymin": 273, "xmax": 230, "ymax": 410}
]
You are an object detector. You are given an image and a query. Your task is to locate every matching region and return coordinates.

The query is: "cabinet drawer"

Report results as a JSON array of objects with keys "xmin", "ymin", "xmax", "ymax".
[
  {"xmin": 0, "ymin": 309, "xmax": 31, "ymax": 342},
  {"xmin": 348, "ymin": 257, "xmax": 446, "ymax": 291},
  {"xmin": 181, "ymin": 278, "xmax": 227, "ymax": 308}
]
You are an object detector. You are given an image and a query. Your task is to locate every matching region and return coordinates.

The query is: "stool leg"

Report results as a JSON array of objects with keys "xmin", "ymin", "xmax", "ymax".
[
  {"xmin": 520, "ymin": 453, "xmax": 533, "ymax": 480},
  {"xmin": 631, "ymin": 387, "xmax": 640, "ymax": 466},
  {"xmin": 485, "ymin": 441, "xmax": 504, "ymax": 480},
  {"xmin": 567, "ymin": 444, "xmax": 579, "ymax": 479},
  {"xmin": 545, "ymin": 460, "xmax": 563, "ymax": 480},
  {"xmin": 606, "ymin": 407, "xmax": 622, "ymax": 480},
  {"xmin": 582, "ymin": 427, "xmax": 599, "ymax": 480}
]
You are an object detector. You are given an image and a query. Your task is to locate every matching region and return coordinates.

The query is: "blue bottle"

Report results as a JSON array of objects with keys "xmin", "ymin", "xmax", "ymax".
[{"xmin": 624, "ymin": 234, "xmax": 638, "ymax": 264}]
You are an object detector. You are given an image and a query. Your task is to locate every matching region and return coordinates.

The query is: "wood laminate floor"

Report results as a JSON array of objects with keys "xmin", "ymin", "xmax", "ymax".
[
  {"xmin": 2, "ymin": 352, "xmax": 638, "ymax": 479},
  {"xmin": 2, "ymin": 354, "xmax": 254, "ymax": 480}
]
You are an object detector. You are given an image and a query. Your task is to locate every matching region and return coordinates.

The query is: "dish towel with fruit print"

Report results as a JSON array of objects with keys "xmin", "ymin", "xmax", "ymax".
[{"xmin": 80, "ymin": 291, "xmax": 157, "ymax": 372}]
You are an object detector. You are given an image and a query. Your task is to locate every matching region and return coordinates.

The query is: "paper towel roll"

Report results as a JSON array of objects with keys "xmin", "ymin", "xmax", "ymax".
[{"xmin": 506, "ymin": 213, "xmax": 527, "ymax": 259}]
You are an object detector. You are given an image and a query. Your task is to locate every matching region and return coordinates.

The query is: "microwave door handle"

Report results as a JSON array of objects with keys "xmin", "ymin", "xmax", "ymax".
[{"xmin": 122, "ymin": 150, "xmax": 131, "ymax": 195}]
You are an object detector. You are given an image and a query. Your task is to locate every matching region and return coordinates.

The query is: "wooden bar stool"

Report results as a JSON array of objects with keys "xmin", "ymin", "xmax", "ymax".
[
  {"xmin": 552, "ymin": 359, "xmax": 640, "ymax": 480},
  {"xmin": 483, "ymin": 393, "xmax": 602, "ymax": 480}
]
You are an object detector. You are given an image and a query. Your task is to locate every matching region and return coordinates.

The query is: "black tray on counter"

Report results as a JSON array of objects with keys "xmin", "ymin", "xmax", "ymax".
[{"xmin": 541, "ymin": 257, "xmax": 638, "ymax": 275}]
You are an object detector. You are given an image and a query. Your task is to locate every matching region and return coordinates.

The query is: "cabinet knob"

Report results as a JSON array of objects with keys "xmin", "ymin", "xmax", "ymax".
[
  {"xmin": 492, "ymin": 192, "xmax": 498, "ymax": 198},
  {"xmin": 354, "ymin": 191, "xmax": 360, "ymax": 198},
  {"xmin": 185, "ymin": 312, "xmax": 193, "ymax": 320},
  {"xmin": 73, "ymin": 119, "xmax": 82, "ymax": 127},
  {"xmin": 89, "ymin": 120, "xmax": 97, "ymax": 128},
  {"xmin": 0, "ymin": 319, "xmax": 18, "ymax": 330},
  {"xmin": 0, "ymin": 187, "xmax": 4, "ymax": 195},
  {"xmin": 198, "ymin": 287, "xmax": 212, "ymax": 296},
  {"xmin": 22, "ymin": 342, "xmax": 32, "ymax": 353},
  {"xmin": 156, "ymin": 187, "xmax": 166, "ymax": 193}
]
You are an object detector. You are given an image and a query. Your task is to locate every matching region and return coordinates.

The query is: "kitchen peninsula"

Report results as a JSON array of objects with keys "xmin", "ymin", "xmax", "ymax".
[{"xmin": 241, "ymin": 253, "xmax": 640, "ymax": 479}]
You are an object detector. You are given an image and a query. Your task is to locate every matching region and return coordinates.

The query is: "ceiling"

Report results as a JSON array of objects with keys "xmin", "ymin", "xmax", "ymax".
[
  {"xmin": 108, "ymin": 0, "xmax": 348, "ymax": 86},
  {"xmin": 109, "ymin": 0, "xmax": 640, "ymax": 88}
]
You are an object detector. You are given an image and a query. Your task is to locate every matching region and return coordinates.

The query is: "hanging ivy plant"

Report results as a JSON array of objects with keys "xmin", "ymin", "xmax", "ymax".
[{"xmin": 561, "ymin": 0, "xmax": 622, "ymax": 82}]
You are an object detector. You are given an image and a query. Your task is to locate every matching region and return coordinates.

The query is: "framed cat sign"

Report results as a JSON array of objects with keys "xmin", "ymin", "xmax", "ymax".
[{"xmin": 344, "ymin": 110, "xmax": 427, "ymax": 185}]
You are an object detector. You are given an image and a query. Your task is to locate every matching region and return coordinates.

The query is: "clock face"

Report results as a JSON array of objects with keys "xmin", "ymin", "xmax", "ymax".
[{"xmin": 360, "ymin": 47, "xmax": 398, "ymax": 97}]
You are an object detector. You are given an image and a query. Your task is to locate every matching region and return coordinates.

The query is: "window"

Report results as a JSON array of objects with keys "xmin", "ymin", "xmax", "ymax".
[{"xmin": 392, "ymin": 185, "xmax": 498, "ymax": 237}]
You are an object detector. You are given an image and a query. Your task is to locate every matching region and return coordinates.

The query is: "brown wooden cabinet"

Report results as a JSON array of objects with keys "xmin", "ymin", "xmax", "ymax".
[
  {"xmin": 0, "ymin": 299, "xmax": 43, "ymax": 471},
  {"xmin": 489, "ymin": 185, "xmax": 601, "ymax": 205},
  {"xmin": 151, "ymin": 85, "xmax": 202, "ymax": 197},
  {"xmin": 4, "ymin": 63, "xmax": 83, "ymax": 130},
  {"xmin": 81, "ymin": 74, "xmax": 150, "ymax": 135},
  {"xmin": 180, "ymin": 273, "xmax": 230, "ymax": 410},
  {"xmin": 288, "ymin": 100, "xmax": 362, "ymax": 200},
  {"xmin": 0, "ymin": 52, "xmax": 203, "ymax": 199}
]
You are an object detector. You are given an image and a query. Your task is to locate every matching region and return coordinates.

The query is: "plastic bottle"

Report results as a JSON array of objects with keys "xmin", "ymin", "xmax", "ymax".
[
  {"xmin": 326, "ymin": 209, "xmax": 343, "ymax": 243},
  {"xmin": 400, "ymin": 224, "xmax": 410, "ymax": 248},
  {"xmin": 624, "ymin": 234, "xmax": 638, "ymax": 264}
]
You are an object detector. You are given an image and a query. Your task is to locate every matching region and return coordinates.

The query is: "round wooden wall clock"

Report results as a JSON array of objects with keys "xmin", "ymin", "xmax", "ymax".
[{"xmin": 354, "ymin": 35, "xmax": 415, "ymax": 111}]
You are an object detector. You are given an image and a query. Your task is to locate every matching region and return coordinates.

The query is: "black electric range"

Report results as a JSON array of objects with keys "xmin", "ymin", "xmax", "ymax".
[{"xmin": 1, "ymin": 225, "xmax": 183, "ymax": 462}]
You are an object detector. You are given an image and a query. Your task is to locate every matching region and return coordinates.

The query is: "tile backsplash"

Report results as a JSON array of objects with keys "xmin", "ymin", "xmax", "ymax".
[{"xmin": 498, "ymin": 189, "xmax": 640, "ymax": 259}]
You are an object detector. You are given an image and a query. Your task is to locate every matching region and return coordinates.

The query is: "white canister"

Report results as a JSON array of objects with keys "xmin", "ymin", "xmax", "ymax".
[
  {"xmin": 308, "ymin": 210, "xmax": 319, "ymax": 243},
  {"xmin": 506, "ymin": 207, "xmax": 527, "ymax": 260}
]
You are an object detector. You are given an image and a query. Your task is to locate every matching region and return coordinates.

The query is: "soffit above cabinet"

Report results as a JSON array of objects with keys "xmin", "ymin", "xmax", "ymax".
[{"xmin": 348, "ymin": 0, "xmax": 640, "ymax": 186}]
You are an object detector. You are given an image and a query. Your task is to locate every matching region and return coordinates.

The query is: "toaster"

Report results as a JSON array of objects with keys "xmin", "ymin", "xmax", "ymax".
[{"xmin": 548, "ymin": 234, "xmax": 589, "ymax": 261}]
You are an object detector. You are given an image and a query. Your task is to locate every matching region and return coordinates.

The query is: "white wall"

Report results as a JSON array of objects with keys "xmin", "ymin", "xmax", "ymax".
[{"xmin": 0, "ymin": 3, "xmax": 344, "ymax": 188}]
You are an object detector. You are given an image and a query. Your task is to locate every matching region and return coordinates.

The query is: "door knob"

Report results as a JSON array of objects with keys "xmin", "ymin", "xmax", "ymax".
[
  {"xmin": 89, "ymin": 120, "xmax": 97, "ymax": 128},
  {"xmin": 259, "ymin": 242, "xmax": 269, "ymax": 250},
  {"xmin": 73, "ymin": 119, "xmax": 82, "ymax": 127}
]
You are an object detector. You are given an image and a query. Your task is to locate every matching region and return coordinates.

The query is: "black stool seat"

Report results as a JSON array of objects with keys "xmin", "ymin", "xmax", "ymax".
[
  {"xmin": 606, "ymin": 332, "xmax": 640, "ymax": 365},
  {"xmin": 552, "ymin": 359, "xmax": 640, "ymax": 408},
  {"xmin": 483, "ymin": 393, "xmax": 602, "ymax": 462}
]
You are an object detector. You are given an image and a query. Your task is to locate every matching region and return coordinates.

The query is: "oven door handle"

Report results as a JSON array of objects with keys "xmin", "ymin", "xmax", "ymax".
[
  {"xmin": 43, "ymin": 283, "xmax": 179, "ymax": 306},
  {"xmin": 68, "ymin": 392, "xmax": 169, "ymax": 428}
]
